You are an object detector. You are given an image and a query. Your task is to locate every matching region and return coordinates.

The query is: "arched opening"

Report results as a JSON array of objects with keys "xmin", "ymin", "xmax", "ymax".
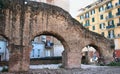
[
  {"xmin": 29, "ymin": 34, "xmax": 65, "ymax": 69},
  {"xmin": 81, "ymin": 44, "xmax": 103, "ymax": 65},
  {"xmin": 0, "ymin": 35, "xmax": 9, "ymax": 69}
]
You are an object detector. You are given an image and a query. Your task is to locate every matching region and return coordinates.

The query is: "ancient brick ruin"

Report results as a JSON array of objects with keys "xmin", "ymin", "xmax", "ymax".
[{"xmin": 0, "ymin": 0, "xmax": 114, "ymax": 72}]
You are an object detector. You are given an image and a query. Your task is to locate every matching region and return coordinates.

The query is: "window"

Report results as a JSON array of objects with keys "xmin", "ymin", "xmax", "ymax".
[
  {"xmin": 91, "ymin": 9, "xmax": 95, "ymax": 15},
  {"xmin": 86, "ymin": 20, "xmax": 90, "ymax": 24},
  {"xmin": 84, "ymin": 20, "xmax": 90, "ymax": 26},
  {"xmin": 80, "ymin": 15, "xmax": 84, "ymax": 20},
  {"xmin": 101, "ymin": 32, "xmax": 104, "ymax": 36},
  {"xmin": 92, "ymin": 26, "xmax": 95, "ymax": 30},
  {"xmin": 0, "ymin": 47, "xmax": 1, "ymax": 49},
  {"xmin": 117, "ymin": 8, "xmax": 120, "ymax": 15},
  {"xmin": 46, "ymin": 50, "xmax": 50, "ymax": 57},
  {"xmin": 99, "ymin": 6, "xmax": 104, "ymax": 12},
  {"xmin": 38, "ymin": 49, "xmax": 40, "ymax": 57},
  {"xmin": 118, "ymin": 8, "xmax": 120, "ymax": 12},
  {"xmin": 32, "ymin": 49, "xmax": 34, "ymax": 57},
  {"xmin": 100, "ymin": 23, "xmax": 105, "ymax": 29},
  {"xmin": 107, "ymin": 2, "xmax": 112, "ymax": 7},
  {"xmin": 108, "ymin": 20, "xmax": 114, "ymax": 25},
  {"xmin": 85, "ymin": 12, "xmax": 89, "ymax": 18},
  {"xmin": 100, "ymin": 15, "xmax": 103, "ymax": 20},
  {"xmin": 108, "ymin": 30, "xmax": 114, "ymax": 38},
  {"xmin": 92, "ymin": 18, "xmax": 95, "ymax": 22},
  {"xmin": 106, "ymin": 1, "xmax": 112, "ymax": 9},
  {"xmin": 108, "ymin": 11, "xmax": 112, "ymax": 18}
]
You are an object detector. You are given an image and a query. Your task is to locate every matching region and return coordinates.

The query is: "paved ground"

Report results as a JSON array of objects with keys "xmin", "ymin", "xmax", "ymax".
[{"xmin": 0, "ymin": 64, "xmax": 120, "ymax": 74}]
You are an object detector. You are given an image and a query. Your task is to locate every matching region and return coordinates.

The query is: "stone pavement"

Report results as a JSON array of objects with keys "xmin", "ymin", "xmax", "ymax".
[{"xmin": 1, "ymin": 66, "xmax": 120, "ymax": 74}]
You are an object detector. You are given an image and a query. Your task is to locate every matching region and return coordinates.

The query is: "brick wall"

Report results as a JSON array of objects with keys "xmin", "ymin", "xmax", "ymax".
[{"xmin": 30, "ymin": 57, "xmax": 62, "ymax": 65}]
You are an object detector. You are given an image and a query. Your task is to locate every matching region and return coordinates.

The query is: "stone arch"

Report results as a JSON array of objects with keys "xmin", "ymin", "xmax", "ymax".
[
  {"xmin": 30, "ymin": 31, "xmax": 70, "ymax": 52},
  {"xmin": 84, "ymin": 36, "xmax": 114, "ymax": 64},
  {"xmin": 1, "ymin": 0, "xmax": 114, "ymax": 72},
  {"xmin": 29, "ymin": 31, "xmax": 69, "ymax": 68}
]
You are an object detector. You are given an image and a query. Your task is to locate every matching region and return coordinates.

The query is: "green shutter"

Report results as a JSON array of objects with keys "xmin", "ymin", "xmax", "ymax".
[{"xmin": 100, "ymin": 24, "xmax": 101, "ymax": 29}]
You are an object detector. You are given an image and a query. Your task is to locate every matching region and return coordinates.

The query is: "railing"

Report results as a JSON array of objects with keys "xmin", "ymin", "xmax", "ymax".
[
  {"xmin": 106, "ymin": 15, "xmax": 114, "ymax": 20},
  {"xmin": 106, "ymin": 25, "xmax": 115, "ymax": 29},
  {"xmin": 107, "ymin": 35, "xmax": 115, "ymax": 39},
  {"xmin": 105, "ymin": 5, "xmax": 113, "ymax": 10},
  {"xmin": 45, "ymin": 42, "xmax": 54, "ymax": 49},
  {"xmin": 108, "ymin": 34, "xmax": 120, "ymax": 39},
  {"xmin": 84, "ymin": 24, "xmax": 90, "ymax": 27},
  {"xmin": 85, "ymin": 16, "xmax": 89, "ymax": 19}
]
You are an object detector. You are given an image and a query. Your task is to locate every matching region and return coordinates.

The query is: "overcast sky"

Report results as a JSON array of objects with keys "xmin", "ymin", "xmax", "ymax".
[{"xmin": 70, "ymin": 0, "xmax": 97, "ymax": 17}]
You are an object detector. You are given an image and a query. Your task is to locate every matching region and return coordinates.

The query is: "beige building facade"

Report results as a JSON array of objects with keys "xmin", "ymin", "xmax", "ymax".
[{"xmin": 76, "ymin": 0, "xmax": 120, "ymax": 53}]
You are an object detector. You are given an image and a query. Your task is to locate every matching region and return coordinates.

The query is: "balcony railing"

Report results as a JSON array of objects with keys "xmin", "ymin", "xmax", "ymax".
[
  {"xmin": 106, "ymin": 15, "xmax": 114, "ymax": 20},
  {"xmin": 85, "ymin": 16, "xmax": 89, "ymax": 19},
  {"xmin": 45, "ymin": 42, "xmax": 54, "ymax": 49},
  {"xmin": 115, "ymin": 2, "xmax": 120, "ymax": 7},
  {"xmin": 117, "ymin": 22, "xmax": 120, "ymax": 26},
  {"xmin": 84, "ymin": 24, "xmax": 90, "ymax": 27},
  {"xmin": 107, "ymin": 35, "xmax": 115, "ymax": 39},
  {"xmin": 106, "ymin": 25, "xmax": 115, "ymax": 29},
  {"xmin": 105, "ymin": 5, "xmax": 113, "ymax": 10}
]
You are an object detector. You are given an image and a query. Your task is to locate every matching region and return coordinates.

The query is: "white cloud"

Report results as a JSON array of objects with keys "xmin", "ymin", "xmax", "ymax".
[{"xmin": 70, "ymin": 0, "xmax": 97, "ymax": 18}]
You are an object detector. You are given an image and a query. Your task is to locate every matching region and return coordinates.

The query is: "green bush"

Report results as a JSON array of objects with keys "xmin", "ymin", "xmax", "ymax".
[{"xmin": 107, "ymin": 62, "xmax": 120, "ymax": 66}]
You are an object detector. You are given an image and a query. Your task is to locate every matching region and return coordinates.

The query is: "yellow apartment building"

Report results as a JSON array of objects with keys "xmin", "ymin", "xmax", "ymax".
[{"xmin": 76, "ymin": 0, "xmax": 120, "ymax": 55}]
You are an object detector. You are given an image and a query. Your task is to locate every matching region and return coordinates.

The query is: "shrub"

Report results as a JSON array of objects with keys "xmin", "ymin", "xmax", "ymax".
[{"xmin": 107, "ymin": 62, "xmax": 120, "ymax": 66}]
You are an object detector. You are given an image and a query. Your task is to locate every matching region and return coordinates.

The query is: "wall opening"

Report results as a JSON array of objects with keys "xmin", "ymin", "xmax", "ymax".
[
  {"xmin": 29, "ymin": 35, "xmax": 65, "ymax": 69},
  {"xmin": 81, "ymin": 44, "xmax": 102, "ymax": 65},
  {"xmin": 0, "ymin": 35, "xmax": 9, "ymax": 66}
]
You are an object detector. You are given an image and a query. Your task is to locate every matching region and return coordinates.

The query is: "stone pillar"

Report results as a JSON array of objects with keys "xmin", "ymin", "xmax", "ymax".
[
  {"xmin": 8, "ymin": 44, "xmax": 32, "ymax": 72},
  {"xmin": 21, "ymin": 45, "xmax": 32, "ymax": 71},
  {"xmin": 8, "ymin": 44, "xmax": 23, "ymax": 72},
  {"xmin": 62, "ymin": 51, "xmax": 82, "ymax": 68}
]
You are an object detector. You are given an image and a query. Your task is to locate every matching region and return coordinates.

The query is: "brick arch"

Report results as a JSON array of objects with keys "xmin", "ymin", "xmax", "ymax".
[
  {"xmin": 85, "ymin": 37, "xmax": 114, "ymax": 64},
  {"xmin": 1, "ymin": 0, "xmax": 114, "ymax": 72},
  {"xmin": 29, "ymin": 31, "xmax": 72, "ymax": 69},
  {"xmin": 30, "ymin": 31, "xmax": 70, "ymax": 52}
]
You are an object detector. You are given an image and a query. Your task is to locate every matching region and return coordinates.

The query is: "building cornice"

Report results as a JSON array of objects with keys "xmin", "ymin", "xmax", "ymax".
[{"xmin": 77, "ymin": 0, "xmax": 111, "ymax": 17}]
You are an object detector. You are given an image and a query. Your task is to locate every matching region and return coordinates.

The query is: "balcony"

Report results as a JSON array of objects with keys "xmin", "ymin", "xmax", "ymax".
[
  {"xmin": 84, "ymin": 16, "xmax": 89, "ymax": 19},
  {"xmin": 84, "ymin": 24, "xmax": 90, "ymax": 27},
  {"xmin": 107, "ymin": 35, "xmax": 115, "ymax": 39},
  {"xmin": 106, "ymin": 15, "xmax": 114, "ymax": 20},
  {"xmin": 105, "ymin": 5, "xmax": 113, "ymax": 11},
  {"xmin": 45, "ymin": 42, "xmax": 54, "ymax": 49},
  {"xmin": 106, "ymin": 25, "xmax": 115, "ymax": 29},
  {"xmin": 117, "ymin": 22, "xmax": 120, "ymax": 26}
]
